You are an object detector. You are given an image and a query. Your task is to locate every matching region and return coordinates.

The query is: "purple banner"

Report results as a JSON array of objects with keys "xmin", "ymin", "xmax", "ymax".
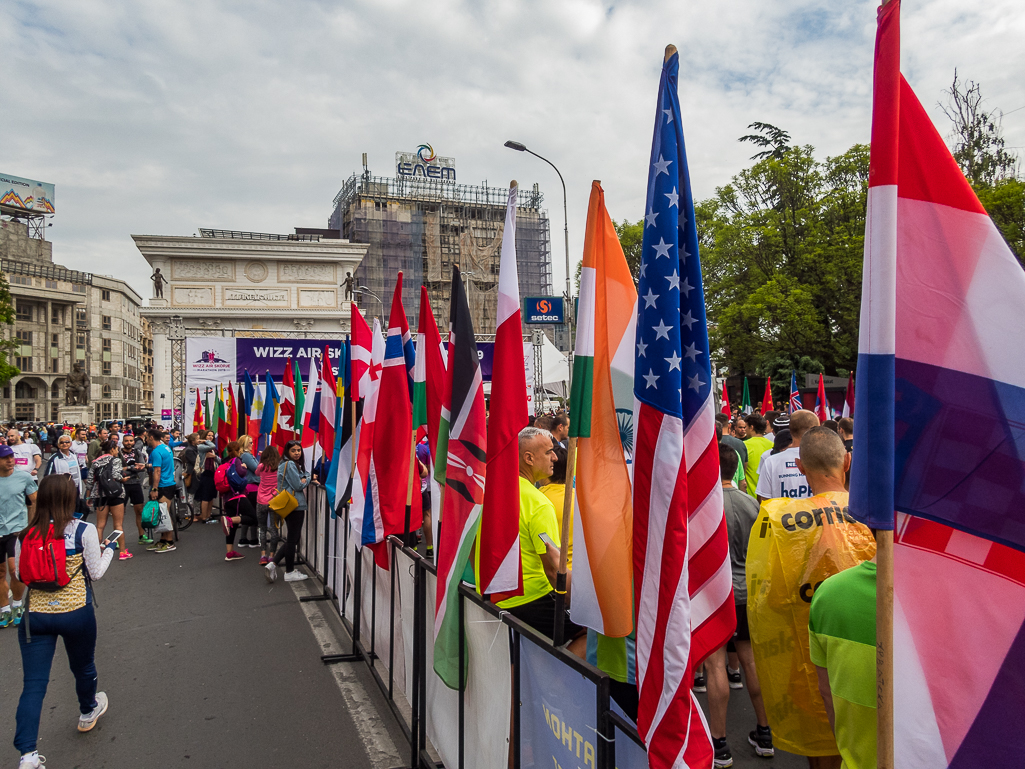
[{"xmin": 235, "ymin": 339, "xmax": 344, "ymax": 382}]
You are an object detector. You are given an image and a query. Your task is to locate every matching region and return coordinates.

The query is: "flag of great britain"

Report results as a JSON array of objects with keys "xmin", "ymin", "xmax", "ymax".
[{"xmin": 632, "ymin": 47, "xmax": 735, "ymax": 769}]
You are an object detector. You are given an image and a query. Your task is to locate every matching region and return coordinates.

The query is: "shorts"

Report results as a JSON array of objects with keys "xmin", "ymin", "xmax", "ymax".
[
  {"xmin": 733, "ymin": 603, "xmax": 750, "ymax": 642},
  {"xmin": 124, "ymin": 484, "xmax": 145, "ymax": 506},
  {"xmin": 1, "ymin": 533, "xmax": 16, "ymax": 559},
  {"xmin": 504, "ymin": 592, "xmax": 585, "ymax": 645},
  {"xmin": 157, "ymin": 486, "xmax": 177, "ymax": 502},
  {"xmin": 98, "ymin": 496, "xmax": 125, "ymax": 508},
  {"xmin": 193, "ymin": 472, "xmax": 217, "ymax": 502}
]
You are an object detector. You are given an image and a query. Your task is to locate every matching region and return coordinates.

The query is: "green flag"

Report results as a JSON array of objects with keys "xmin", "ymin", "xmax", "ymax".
[
  {"xmin": 742, "ymin": 377, "xmax": 752, "ymax": 415},
  {"xmin": 293, "ymin": 357, "xmax": 305, "ymax": 438}
]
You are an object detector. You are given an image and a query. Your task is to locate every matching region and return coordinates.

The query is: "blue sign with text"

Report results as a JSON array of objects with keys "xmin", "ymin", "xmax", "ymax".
[{"xmin": 523, "ymin": 296, "xmax": 564, "ymax": 324}]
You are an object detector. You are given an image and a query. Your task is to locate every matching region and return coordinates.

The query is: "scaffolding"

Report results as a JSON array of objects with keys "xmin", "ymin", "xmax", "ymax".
[{"xmin": 329, "ymin": 173, "xmax": 552, "ymax": 333}]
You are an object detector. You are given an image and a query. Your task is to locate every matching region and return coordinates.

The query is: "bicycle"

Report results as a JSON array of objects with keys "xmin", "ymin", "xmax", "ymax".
[{"xmin": 172, "ymin": 457, "xmax": 195, "ymax": 531}]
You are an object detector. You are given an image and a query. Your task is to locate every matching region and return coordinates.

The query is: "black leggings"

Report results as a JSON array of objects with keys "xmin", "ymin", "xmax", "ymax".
[
  {"xmin": 273, "ymin": 509, "xmax": 305, "ymax": 572},
  {"xmin": 225, "ymin": 495, "xmax": 258, "ymax": 546}
]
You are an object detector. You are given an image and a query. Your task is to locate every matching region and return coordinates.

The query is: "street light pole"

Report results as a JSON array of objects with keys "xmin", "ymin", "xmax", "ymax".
[{"xmin": 504, "ymin": 141, "xmax": 573, "ymax": 349}]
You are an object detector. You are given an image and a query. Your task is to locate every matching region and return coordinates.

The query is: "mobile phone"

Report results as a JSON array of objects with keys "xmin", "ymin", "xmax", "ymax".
[
  {"xmin": 537, "ymin": 532, "xmax": 557, "ymax": 549},
  {"xmin": 107, "ymin": 530, "xmax": 124, "ymax": 544}
]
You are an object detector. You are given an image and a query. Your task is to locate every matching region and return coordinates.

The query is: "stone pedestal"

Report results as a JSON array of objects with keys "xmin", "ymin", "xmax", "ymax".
[{"xmin": 60, "ymin": 405, "xmax": 92, "ymax": 426}]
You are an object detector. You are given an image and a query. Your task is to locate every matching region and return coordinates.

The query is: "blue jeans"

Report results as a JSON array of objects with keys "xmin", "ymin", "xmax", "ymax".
[{"xmin": 15, "ymin": 604, "xmax": 99, "ymax": 754}]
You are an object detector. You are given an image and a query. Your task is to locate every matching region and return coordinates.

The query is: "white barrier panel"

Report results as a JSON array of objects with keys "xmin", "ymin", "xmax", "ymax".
[
  {"xmin": 463, "ymin": 595, "xmax": 513, "ymax": 769},
  {"xmin": 333, "ymin": 513, "xmax": 347, "ymax": 609},
  {"xmin": 424, "ymin": 570, "xmax": 461, "ymax": 768},
  {"xmin": 395, "ymin": 547, "xmax": 417, "ymax": 703}
]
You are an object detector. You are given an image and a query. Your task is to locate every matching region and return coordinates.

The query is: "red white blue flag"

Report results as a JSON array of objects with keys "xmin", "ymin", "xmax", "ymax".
[
  {"xmin": 632, "ymin": 47, "xmax": 734, "ymax": 769},
  {"xmin": 788, "ymin": 370, "xmax": 802, "ymax": 413},
  {"xmin": 855, "ymin": 2, "xmax": 1025, "ymax": 765}
]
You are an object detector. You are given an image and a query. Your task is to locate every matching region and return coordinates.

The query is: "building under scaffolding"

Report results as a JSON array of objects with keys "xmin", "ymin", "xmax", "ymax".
[{"xmin": 328, "ymin": 170, "xmax": 554, "ymax": 339}]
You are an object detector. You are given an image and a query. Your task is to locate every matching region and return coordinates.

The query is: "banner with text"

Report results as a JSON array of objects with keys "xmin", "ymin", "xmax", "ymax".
[{"xmin": 235, "ymin": 338, "xmax": 345, "ymax": 381}]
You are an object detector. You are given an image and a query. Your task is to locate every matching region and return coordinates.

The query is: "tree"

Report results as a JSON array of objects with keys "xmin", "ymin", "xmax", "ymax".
[
  {"xmin": 614, "ymin": 219, "xmax": 643, "ymax": 282},
  {"xmin": 0, "ymin": 273, "xmax": 21, "ymax": 386},
  {"xmin": 941, "ymin": 71, "xmax": 1018, "ymax": 187}
]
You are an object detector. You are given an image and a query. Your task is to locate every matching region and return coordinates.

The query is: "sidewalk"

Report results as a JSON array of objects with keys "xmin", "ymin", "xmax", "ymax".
[{"xmin": 0, "ymin": 518, "xmax": 402, "ymax": 768}]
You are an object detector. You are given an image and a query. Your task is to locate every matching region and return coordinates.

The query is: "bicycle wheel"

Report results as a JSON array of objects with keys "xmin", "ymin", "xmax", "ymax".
[{"xmin": 174, "ymin": 496, "xmax": 194, "ymax": 530}]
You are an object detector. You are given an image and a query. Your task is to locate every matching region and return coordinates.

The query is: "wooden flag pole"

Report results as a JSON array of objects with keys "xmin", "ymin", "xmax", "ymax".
[
  {"xmin": 552, "ymin": 439, "xmax": 577, "ymax": 647},
  {"xmin": 877, "ymin": 528, "xmax": 894, "ymax": 769},
  {"xmin": 350, "ymin": 398, "xmax": 358, "ymax": 479},
  {"xmin": 404, "ymin": 429, "xmax": 417, "ymax": 537}
]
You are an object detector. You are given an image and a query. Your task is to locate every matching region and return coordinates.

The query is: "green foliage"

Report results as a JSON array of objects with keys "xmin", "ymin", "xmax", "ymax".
[
  {"xmin": 700, "ymin": 138, "xmax": 869, "ymax": 379},
  {"xmin": 976, "ymin": 178, "xmax": 1025, "ymax": 264},
  {"xmin": 613, "ymin": 219, "xmax": 643, "ymax": 282},
  {"xmin": 0, "ymin": 273, "xmax": 20, "ymax": 386},
  {"xmin": 941, "ymin": 71, "xmax": 1019, "ymax": 188}
]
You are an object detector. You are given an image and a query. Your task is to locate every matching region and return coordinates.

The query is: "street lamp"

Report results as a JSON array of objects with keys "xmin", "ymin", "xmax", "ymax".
[
  {"xmin": 503, "ymin": 140, "xmax": 573, "ymax": 342},
  {"xmin": 357, "ymin": 285, "xmax": 383, "ymax": 307}
]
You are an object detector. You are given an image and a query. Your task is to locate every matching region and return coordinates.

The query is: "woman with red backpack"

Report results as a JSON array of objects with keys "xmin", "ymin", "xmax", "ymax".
[
  {"xmin": 13, "ymin": 474, "xmax": 117, "ymax": 769},
  {"xmin": 218, "ymin": 441, "xmax": 259, "ymax": 562}
]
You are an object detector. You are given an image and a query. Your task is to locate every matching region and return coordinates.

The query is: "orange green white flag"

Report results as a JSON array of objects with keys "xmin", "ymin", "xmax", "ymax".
[{"xmin": 568, "ymin": 181, "xmax": 637, "ymax": 637}]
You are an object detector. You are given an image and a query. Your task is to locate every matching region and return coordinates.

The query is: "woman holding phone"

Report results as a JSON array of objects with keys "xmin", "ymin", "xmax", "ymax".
[
  {"xmin": 85, "ymin": 440, "xmax": 130, "ymax": 560},
  {"xmin": 13, "ymin": 475, "xmax": 117, "ymax": 769}
]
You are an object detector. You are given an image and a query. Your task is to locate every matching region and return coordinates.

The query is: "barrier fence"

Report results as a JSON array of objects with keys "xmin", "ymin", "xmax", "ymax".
[{"xmin": 296, "ymin": 487, "xmax": 648, "ymax": 769}]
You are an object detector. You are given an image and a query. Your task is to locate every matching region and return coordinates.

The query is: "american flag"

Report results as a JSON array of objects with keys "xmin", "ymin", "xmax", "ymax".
[{"xmin": 632, "ymin": 48, "xmax": 735, "ymax": 769}]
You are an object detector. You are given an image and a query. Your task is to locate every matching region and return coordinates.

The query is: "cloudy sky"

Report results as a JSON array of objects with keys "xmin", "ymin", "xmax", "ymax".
[{"xmin": 3, "ymin": 0, "xmax": 1023, "ymax": 301}]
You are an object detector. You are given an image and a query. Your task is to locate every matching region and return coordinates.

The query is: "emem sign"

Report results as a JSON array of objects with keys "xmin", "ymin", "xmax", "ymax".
[{"xmin": 395, "ymin": 145, "xmax": 456, "ymax": 182}]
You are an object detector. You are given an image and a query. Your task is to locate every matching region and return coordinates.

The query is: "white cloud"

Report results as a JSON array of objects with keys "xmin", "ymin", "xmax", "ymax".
[{"xmin": 1, "ymin": 0, "xmax": 1022, "ymax": 299}]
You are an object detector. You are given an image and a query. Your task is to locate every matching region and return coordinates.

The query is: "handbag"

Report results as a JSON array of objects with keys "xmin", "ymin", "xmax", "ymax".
[
  {"xmin": 269, "ymin": 489, "xmax": 298, "ymax": 518},
  {"xmin": 153, "ymin": 501, "xmax": 174, "ymax": 533}
]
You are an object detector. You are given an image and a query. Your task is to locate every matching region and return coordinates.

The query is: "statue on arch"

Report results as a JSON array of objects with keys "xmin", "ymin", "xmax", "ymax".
[
  {"xmin": 343, "ymin": 271, "xmax": 356, "ymax": 302},
  {"xmin": 151, "ymin": 267, "xmax": 168, "ymax": 298},
  {"xmin": 66, "ymin": 362, "xmax": 90, "ymax": 405}
]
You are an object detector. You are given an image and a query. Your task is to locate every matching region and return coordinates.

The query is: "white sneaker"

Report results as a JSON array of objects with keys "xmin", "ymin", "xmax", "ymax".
[
  {"xmin": 283, "ymin": 570, "xmax": 308, "ymax": 583},
  {"xmin": 264, "ymin": 562, "xmax": 277, "ymax": 583},
  {"xmin": 78, "ymin": 691, "xmax": 108, "ymax": 732},
  {"xmin": 19, "ymin": 752, "xmax": 44, "ymax": 767}
]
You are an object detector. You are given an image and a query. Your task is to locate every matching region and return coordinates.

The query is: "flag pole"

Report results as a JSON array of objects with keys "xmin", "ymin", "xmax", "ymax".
[
  {"xmin": 877, "ymin": 527, "xmax": 894, "ymax": 769},
  {"xmin": 404, "ymin": 429, "xmax": 417, "ymax": 537},
  {"xmin": 552, "ymin": 436, "xmax": 576, "ymax": 647}
]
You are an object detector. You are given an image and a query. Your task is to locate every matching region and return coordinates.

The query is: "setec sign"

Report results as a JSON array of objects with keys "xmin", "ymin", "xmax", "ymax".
[
  {"xmin": 523, "ymin": 296, "xmax": 564, "ymax": 324},
  {"xmin": 395, "ymin": 144, "xmax": 456, "ymax": 182}
]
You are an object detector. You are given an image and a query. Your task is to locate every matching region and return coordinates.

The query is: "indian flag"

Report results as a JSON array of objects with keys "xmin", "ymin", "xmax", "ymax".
[{"xmin": 569, "ymin": 181, "xmax": 637, "ymax": 637}]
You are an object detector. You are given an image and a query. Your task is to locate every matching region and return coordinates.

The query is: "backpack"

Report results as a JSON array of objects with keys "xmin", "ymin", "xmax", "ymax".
[
  {"xmin": 142, "ymin": 500, "xmax": 162, "ymax": 528},
  {"xmin": 95, "ymin": 458, "xmax": 123, "ymax": 498},
  {"xmin": 19, "ymin": 524, "xmax": 82, "ymax": 592},
  {"xmin": 214, "ymin": 459, "xmax": 247, "ymax": 495}
]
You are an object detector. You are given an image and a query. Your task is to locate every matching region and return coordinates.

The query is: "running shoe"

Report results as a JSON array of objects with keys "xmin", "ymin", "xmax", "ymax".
[
  {"xmin": 221, "ymin": 516, "xmax": 234, "ymax": 536},
  {"xmin": 692, "ymin": 671, "xmax": 707, "ymax": 693},
  {"xmin": 712, "ymin": 737, "xmax": 733, "ymax": 768},
  {"xmin": 146, "ymin": 540, "xmax": 161, "ymax": 551},
  {"xmin": 139, "ymin": 535, "xmax": 152, "ymax": 545},
  {"xmin": 12, "ymin": 604, "xmax": 24, "ymax": 626},
  {"xmin": 259, "ymin": 555, "xmax": 270, "ymax": 565},
  {"xmin": 748, "ymin": 727, "xmax": 774, "ymax": 757},
  {"xmin": 119, "ymin": 551, "xmax": 134, "ymax": 560},
  {"xmin": 727, "ymin": 666, "xmax": 743, "ymax": 689},
  {"xmin": 248, "ymin": 541, "xmax": 261, "ymax": 548},
  {"xmin": 77, "ymin": 691, "xmax": 108, "ymax": 732},
  {"xmin": 18, "ymin": 751, "xmax": 44, "ymax": 767},
  {"xmin": 0, "ymin": 609, "xmax": 11, "ymax": 628},
  {"xmin": 284, "ymin": 570, "xmax": 309, "ymax": 583},
  {"xmin": 155, "ymin": 541, "xmax": 177, "ymax": 553},
  {"xmin": 224, "ymin": 550, "xmax": 245, "ymax": 561}
]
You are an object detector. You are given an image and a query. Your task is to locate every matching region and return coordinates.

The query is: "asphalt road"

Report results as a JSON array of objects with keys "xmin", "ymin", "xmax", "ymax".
[{"xmin": 0, "ymin": 512, "xmax": 403, "ymax": 769}]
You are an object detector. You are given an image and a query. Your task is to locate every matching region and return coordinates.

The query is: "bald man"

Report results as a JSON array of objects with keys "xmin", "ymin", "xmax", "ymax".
[{"xmin": 755, "ymin": 409, "xmax": 820, "ymax": 503}]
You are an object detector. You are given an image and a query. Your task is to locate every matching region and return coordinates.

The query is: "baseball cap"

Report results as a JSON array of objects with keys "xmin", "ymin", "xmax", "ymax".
[{"xmin": 0, "ymin": 445, "xmax": 14, "ymax": 458}]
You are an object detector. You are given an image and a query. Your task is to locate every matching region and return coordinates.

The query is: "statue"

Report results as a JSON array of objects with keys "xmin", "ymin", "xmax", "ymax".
[
  {"xmin": 66, "ymin": 363, "xmax": 90, "ymax": 405},
  {"xmin": 343, "ymin": 272, "xmax": 355, "ymax": 302},
  {"xmin": 151, "ymin": 267, "xmax": 168, "ymax": 298}
]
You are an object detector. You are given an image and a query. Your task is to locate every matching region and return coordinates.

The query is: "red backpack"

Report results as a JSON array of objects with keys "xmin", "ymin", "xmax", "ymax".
[
  {"xmin": 214, "ymin": 459, "xmax": 247, "ymax": 495},
  {"xmin": 19, "ymin": 525, "xmax": 76, "ymax": 591}
]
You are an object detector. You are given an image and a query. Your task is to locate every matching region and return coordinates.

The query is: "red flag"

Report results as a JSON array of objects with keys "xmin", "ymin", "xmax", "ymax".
[
  {"xmin": 760, "ymin": 377, "xmax": 773, "ymax": 415},
  {"xmin": 814, "ymin": 373, "xmax": 828, "ymax": 421},
  {"xmin": 276, "ymin": 357, "xmax": 296, "ymax": 451},
  {"xmin": 351, "ymin": 302, "xmax": 371, "ymax": 401},
  {"xmin": 227, "ymin": 382, "xmax": 238, "ymax": 442},
  {"xmin": 842, "ymin": 372, "xmax": 854, "ymax": 419},
  {"xmin": 192, "ymin": 391, "xmax": 205, "ymax": 432},
  {"xmin": 720, "ymin": 380, "xmax": 731, "ymax": 419},
  {"xmin": 477, "ymin": 183, "xmax": 527, "ymax": 599},
  {"xmin": 318, "ymin": 346, "xmax": 337, "ymax": 463}
]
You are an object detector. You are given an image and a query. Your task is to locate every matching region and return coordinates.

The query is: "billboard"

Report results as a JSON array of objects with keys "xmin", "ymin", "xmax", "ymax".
[
  {"xmin": 0, "ymin": 173, "xmax": 55, "ymax": 214},
  {"xmin": 235, "ymin": 339, "xmax": 345, "ymax": 381},
  {"xmin": 523, "ymin": 296, "xmax": 564, "ymax": 324},
  {"xmin": 185, "ymin": 337, "xmax": 236, "ymax": 385},
  {"xmin": 395, "ymin": 144, "xmax": 456, "ymax": 182}
]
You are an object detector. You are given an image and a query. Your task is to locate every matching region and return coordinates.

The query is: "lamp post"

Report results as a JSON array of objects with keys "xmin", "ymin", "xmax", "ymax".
[{"xmin": 503, "ymin": 140, "xmax": 573, "ymax": 347}]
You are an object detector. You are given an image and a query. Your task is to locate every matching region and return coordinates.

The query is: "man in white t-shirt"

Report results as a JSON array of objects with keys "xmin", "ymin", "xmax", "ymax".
[
  {"xmin": 70, "ymin": 427, "xmax": 90, "ymax": 478},
  {"xmin": 6, "ymin": 429, "xmax": 41, "ymax": 477},
  {"xmin": 755, "ymin": 410, "xmax": 819, "ymax": 503}
]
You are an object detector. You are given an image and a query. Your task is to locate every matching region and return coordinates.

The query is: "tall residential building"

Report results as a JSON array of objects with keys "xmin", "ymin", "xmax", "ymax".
[
  {"xmin": 0, "ymin": 217, "xmax": 145, "ymax": 423},
  {"xmin": 141, "ymin": 316, "xmax": 154, "ymax": 413},
  {"xmin": 328, "ymin": 153, "xmax": 561, "ymax": 345}
]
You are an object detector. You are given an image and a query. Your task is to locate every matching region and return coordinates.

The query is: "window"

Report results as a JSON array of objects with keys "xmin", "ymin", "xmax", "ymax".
[
  {"xmin": 101, "ymin": 290, "xmax": 111, "ymax": 302},
  {"xmin": 11, "ymin": 275, "xmax": 32, "ymax": 286},
  {"xmin": 102, "ymin": 361, "xmax": 111, "ymax": 375},
  {"xmin": 15, "ymin": 382, "xmax": 35, "ymax": 399},
  {"xmin": 51, "ymin": 382, "xmax": 60, "ymax": 399},
  {"xmin": 16, "ymin": 330, "xmax": 32, "ymax": 345},
  {"xmin": 76, "ymin": 332, "xmax": 87, "ymax": 359},
  {"xmin": 76, "ymin": 308, "xmax": 87, "ymax": 328},
  {"xmin": 51, "ymin": 333, "xmax": 59, "ymax": 346},
  {"xmin": 45, "ymin": 280, "xmax": 57, "ymax": 290},
  {"xmin": 16, "ymin": 302, "xmax": 32, "ymax": 321},
  {"xmin": 50, "ymin": 358, "xmax": 59, "ymax": 373},
  {"xmin": 102, "ymin": 385, "xmax": 111, "ymax": 399},
  {"xmin": 51, "ymin": 306, "xmax": 61, "ymax": 325},
  {"xmin": 50, "ymin": 403, "xmax": 59, "ymax": 422},
  {"xmin": 72, "ymin": 284, "xmax": 87, "ymax": 294},
  {"xmin": 102, "ymin": 315, "xmax": 111, "ymax": 331},
  {"xmin": 15, "ymin": 403, "xmax": 34, "ymax": 421},
  {"xmin": 15, "ymin": 357, "xmax": 32, "ymax": 372}
]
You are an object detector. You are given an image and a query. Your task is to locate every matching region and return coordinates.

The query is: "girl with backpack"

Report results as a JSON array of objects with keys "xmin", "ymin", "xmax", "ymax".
[
  {"xmin": 85, "ymin": 440, "xmax": 131, "ymax": 561},
  {"xmin": 14, "ymin": 474, "xmax": 117, "ymax": 769},
  {"xmin": 193, "ymin": 430, "xmax": 218, "ymax": 524},
  {"xmin": 264, "ymin": 440, "xmax": 311, "ymax": 583},
  {"xmin": 236, "ymin": 435, "xmax": 260, "ymax": 548},
  {"xmin": 254, "ymin": 445, "xmax": 281, "ymax": 565},
  {"xmin": 218, "ymin": 441, "xmax": 258, "ymax": 562}
]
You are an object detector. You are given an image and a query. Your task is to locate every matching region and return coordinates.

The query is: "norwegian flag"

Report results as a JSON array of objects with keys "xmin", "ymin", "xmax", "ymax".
[{"xmin": 632, "ymin": 47, "xmax": 734, "ymax": 769}]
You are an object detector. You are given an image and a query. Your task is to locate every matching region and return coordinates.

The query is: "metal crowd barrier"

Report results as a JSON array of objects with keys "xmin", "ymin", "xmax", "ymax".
[{"xmin": 294, "ymin": 491, "xmax": 647, "ymax": 769}]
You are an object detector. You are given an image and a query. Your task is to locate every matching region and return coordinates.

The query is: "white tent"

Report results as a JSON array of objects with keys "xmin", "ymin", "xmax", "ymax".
[{"xmin": 483, "ymin": 334, "xmax": 570, "ymax": 399}]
